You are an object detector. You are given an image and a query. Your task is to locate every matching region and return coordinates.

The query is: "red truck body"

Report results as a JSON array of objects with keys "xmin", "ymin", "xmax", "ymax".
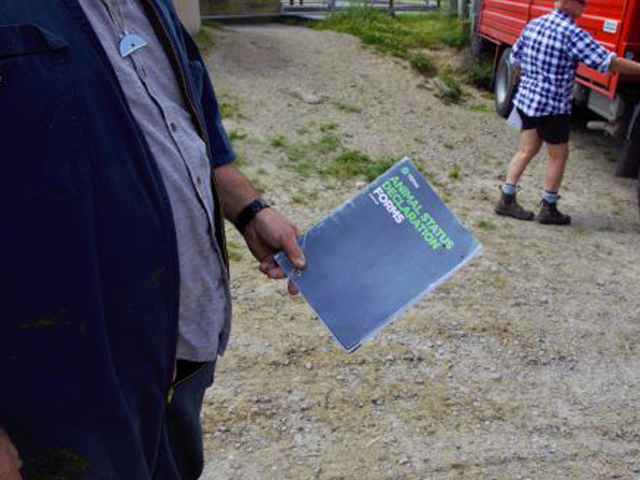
[
  {"xmin": 477, "ymin": 0, "xmax": 640, "ymax": 99},
  {"xmin": 475, "ymin": 0, "xmax": 640, "ymax": 210}
]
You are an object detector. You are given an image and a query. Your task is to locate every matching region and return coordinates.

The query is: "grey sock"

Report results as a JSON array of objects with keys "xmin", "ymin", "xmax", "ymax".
[
  {"xmin": 542, "ymin": 190, "xmax": 559, "ymax": 203},
  {"xmin": 501, "ymin": 183, "xmax": 517, "ymax": 195}
]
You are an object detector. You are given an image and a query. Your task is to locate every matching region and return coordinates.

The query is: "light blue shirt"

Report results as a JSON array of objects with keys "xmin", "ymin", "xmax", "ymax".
[{"xmin": 79, "ymin": 0, "xmax": 232, "ymax": 361}]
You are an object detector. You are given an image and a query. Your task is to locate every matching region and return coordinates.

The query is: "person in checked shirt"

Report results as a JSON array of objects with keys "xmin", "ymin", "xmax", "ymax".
[{"xmin": 495, "ymin": 0, "xmax": 640, "ymax": 225}]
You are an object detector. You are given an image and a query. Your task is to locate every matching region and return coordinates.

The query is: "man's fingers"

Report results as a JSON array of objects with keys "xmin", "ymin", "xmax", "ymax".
[
  {"xmin": 287, "ymin": 279, "xmax": 299, "ymax": 295},
  {"xmin": 280, "ymin": 233, "xmax": 305, "ymax": 270}
]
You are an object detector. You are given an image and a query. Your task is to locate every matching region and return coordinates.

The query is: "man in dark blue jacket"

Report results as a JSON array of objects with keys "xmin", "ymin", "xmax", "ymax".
[{"xmin": 0, "ymin": 1, "xmax": 304, "ymax": 478}]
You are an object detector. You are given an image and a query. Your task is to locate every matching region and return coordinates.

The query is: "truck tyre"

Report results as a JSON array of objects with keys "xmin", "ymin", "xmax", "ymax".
[
  {"xmin": 616, "ymin": 108, "xmax": 640, "ymax": 179},
  {"xmin": 494, "ymin": 47, "xmax": 515, "ymax": 118}
]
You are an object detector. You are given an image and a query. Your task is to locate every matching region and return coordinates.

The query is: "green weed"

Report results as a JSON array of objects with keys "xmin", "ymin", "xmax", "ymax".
[
  {"xmin": 409, "ymin": 52, "xmax": 437, "ymax": 77},
  {"xmin": 315, "ymin": 135, "xmax": 341, "ymax": 154},
  {"xmin": 319, "ymin": 122, "xmax": 339, "ymax": 133},
  {"xmin": 315, "ymin": 9, "xmax": 468, "ymax": 57},
  {"xmin": 334, "ymin": 102, "xmax": 363, "ymax": 114},
  {"xmin": 324, "ymin": 150, "xmax": 395, "ymax": 181},
  {"xmin": 219, "ymin": 96, "xmax": 247, "ymax": 120},
  {"xmin": 270, "ymin": 136, "xmax": 287, "ymax": 148},
  {"xmin": 460, "ymin": 56, "xmax": 494, "ymax": 90},
  {"xmin": 476, "ymin": 219, "xmax": 497, "ymax": 231},
  {"xmin": 438, "ymin": 72, "xmax": 463, "ymax": 103},
  {"xmin": 464, "ymin": 103, "xmax": 492, "ymax": 113},
  {"xmin": 228, "ymin": 130, "xmax": 247, "ymax": 142},
  {"xmin": 448, "ymin": 163, "xmax": 461, "ymax": 179}
]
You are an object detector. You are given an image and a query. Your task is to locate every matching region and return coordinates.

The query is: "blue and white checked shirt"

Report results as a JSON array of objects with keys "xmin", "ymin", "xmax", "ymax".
[{"xmin": 511, "ymin": 9, "xmax": 616, "ymax": 117}]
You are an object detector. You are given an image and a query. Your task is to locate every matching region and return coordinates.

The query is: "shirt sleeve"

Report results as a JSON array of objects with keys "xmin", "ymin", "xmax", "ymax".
[
  {"xmin": 568, "ymin": 27, "xmax": 616, "ymax": 74},
  {"xmin": 179, "ymin": 24, "xmax": 236, "ymax": 168},
  {"xmin": 510, "ymin": 29, "xmax": 527, "ymax": 67}
]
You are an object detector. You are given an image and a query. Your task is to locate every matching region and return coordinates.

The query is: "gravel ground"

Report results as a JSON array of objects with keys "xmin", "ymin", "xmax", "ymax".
[{"xmin": 198, "ymin": 23, "xmax": 640, "ymax": 480}]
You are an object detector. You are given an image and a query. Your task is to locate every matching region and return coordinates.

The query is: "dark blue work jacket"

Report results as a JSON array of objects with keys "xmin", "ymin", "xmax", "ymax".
[{"xmin": 0, "ymin": 1, "xmax": 233, "ymax": 478}]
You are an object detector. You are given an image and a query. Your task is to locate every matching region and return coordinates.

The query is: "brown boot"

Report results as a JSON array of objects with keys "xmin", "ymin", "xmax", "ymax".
[
  {"xmin": 495, "ymin": 192, "xmax": 534, "ymax": 220},
  {"xmin": 536, "ymin": 199, "xmax": 571, "ymax": 225}
]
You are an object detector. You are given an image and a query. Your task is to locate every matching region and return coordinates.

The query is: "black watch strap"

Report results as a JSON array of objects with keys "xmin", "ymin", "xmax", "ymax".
[{"xmin": 233, "ymin": 198, "xmax": 270, "ymax": 233}]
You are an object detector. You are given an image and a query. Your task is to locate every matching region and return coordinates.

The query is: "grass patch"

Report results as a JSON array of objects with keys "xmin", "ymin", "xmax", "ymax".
[
  {"xmin": 319, "ymin": 122, "xmax": 339, "ymax": 133},
  {"xmin": 459, "ymin": 55, "xmax": 493, "ymax": 90},
  {"xmin": 334, "ymin": 101, "xmax": 363, "ymax": 114},
  {"xmin": 325, "ymin": 150, "xmax": 395, "ymax": 181},
  {"xmin": 476, "ymin": 219, "xmax": 497, "ymax": 231},
  {"xmin": 315, "ymin": 9, "xmax": 468, "ymax": 57},
  {"xmin": 448, "ymin": 163, "xmax": 461, "ymax": 180},
  {"xmin": 409, "ymin": 52, "xmax": 437, "ymax": 76},
  {"xmin": 228, "ymin": 130, "xmax": 247, "ymax": 142},
  {"xmin": 270, "ymin": 136, "xmax": 287, "ymax": 148},
  {"xmin": 219, "ymin": 95, "xmax": 247, "ymax": 120},
  {"xmin": 436, "ymin": 72, "xmax": 463, "ymax": 103},
  {"xmin": 315, "ymin": 135, "xmax": 341, "ymax": 154},
  {"xmin": 284, "ymin": 134, "xmax": 341, "ymax": 165},
  {"xmin": 281, "ymin": 132, "xmax": 395, "ymax": 181},
  {"xmin": 465, "ymin": 103, "xmax": 492, "ymax": 113}
]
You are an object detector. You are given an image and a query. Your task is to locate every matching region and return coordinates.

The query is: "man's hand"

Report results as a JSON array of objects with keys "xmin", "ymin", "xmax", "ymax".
[
  {"xmin": 213, "ymin": 165, "xmax": 306, "ymax": 294},
  {"xmin": 0, "ymin": 427, "xmax": 23, "ymax": 480},
  {"xmin": 242, "ymin": 207, "xmax": 305, "ymax": 295}
]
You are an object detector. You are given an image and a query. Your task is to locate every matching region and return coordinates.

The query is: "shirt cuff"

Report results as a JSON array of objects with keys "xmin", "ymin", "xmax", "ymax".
[
  {"xmin": 211, "ymin": 150, "xmax": 236, "ymax": 168},
  {"xmin": 599, "ymin": 52, "xmax": 617, "ymax": 74}
]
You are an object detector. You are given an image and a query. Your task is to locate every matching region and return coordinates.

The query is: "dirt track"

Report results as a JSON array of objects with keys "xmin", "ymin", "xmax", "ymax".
[{"xmin": 198, "ymin": 23, "xmax": 640, "ymax": 480}]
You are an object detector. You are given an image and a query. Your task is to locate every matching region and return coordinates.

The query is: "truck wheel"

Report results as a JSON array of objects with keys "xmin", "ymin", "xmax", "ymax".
[
  {"xmin": 494, "ymin": 47, "xmax": 515, "ymax": 118},
  {"xmin": 616, "ymin": 111, "xmax": 640, "ymax": 179}
]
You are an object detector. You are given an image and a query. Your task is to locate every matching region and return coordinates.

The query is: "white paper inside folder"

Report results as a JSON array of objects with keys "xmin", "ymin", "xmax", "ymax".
[{"xmin": 507, "ymin": 107, "xmax": 522, "ymax": 129}]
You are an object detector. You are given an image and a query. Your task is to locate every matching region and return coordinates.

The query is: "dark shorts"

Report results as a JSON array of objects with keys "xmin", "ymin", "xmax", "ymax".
[{"xmin": 517, "ymin": 108, "xmax": 571, "ymax": 145}]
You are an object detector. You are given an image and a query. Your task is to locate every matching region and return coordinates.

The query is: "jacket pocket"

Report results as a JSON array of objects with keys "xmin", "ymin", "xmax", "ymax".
[{"xmin": 0, "ymin": 24, "xmax": 90, "ymax": 213}]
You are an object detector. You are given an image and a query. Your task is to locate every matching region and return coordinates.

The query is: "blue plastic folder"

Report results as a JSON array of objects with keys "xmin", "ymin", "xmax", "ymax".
[{"xmin": 275, "ymin": 158, "xmax": 482, "ymax": 352}]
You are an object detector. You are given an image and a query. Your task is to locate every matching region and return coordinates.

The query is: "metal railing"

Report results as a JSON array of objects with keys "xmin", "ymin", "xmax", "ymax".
[{"xmin": 200, "ymin": 0, "xmax": 441, "ymax": 20}]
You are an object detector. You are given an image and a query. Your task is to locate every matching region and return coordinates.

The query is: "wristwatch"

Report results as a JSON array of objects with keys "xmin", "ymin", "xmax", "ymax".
[{"xmin": 233, "ymin": 198, "xmax": 271, "ymax": 233}]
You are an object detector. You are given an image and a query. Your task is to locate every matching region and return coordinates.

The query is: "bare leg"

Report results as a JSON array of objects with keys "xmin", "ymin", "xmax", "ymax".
[
  {"xmin": 544, "ymin": 142, "xmax": 569, "ymax": 192},
  {"xmin": 506, "ymin": 129, "xmax": 543, "ymax": 185}
]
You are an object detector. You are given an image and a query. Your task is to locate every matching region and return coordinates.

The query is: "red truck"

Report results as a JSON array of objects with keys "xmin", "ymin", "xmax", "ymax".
[{"xmin": 473, "ymin": 0, "xmax": 640, "ymax": 207}]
